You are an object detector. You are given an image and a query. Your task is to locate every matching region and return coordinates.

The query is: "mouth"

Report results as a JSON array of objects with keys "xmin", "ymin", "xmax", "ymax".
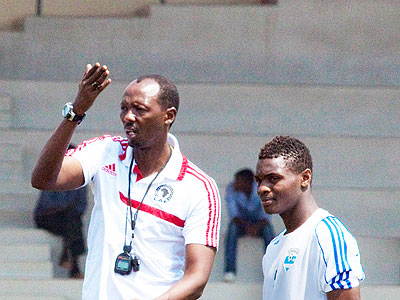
[
  {"xmin": 124, "ymin": 126, "xmax": 137, "ymax": 137},
  {"xmin": 261, "ymin": 198, "xmax": 274, "ymax": 206}
]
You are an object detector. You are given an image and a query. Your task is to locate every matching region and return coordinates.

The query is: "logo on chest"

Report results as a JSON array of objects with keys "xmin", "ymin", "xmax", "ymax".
[
  {"xmin": 154, "ymin": 184, "xmax": 174, "ymax": 204},
  {"xmin": 102, "ymin": 163, "xmax": 117, "ymax": 176},
  {"xmin": 283, "ymin": 248, "xmax": 300, "ymax": 272}
]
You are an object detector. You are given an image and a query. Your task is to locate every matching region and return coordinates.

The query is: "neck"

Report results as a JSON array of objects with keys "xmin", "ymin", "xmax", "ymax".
[
  {"xmin": 281, "ymin": 194, "xmax": 319, "ymax": 234},
  {"xmin": 133, "ymin": 140, "xmax": 171, "ymax": 178}
]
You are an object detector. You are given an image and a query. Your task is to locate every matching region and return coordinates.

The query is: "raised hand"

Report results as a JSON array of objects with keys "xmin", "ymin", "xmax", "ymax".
[{"xmin": 72, "ymin": 63, "xmax": 111, "ymax": 115}]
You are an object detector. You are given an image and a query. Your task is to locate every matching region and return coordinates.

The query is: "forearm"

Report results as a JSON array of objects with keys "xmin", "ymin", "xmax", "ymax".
[
  {"xmin": 153, "ymin": 273, "xmax": 206, "ymax": 300},
  {"xmin": 31, "ymin": 119, "xmax": 77, "ymax": 190},
  {"xmin": 327, "ymin": 286, "xmax": 361, "ymax": 300},
  {"xmin": 154, "ymin": 244, "xmax": 215, "ymax": 300}
]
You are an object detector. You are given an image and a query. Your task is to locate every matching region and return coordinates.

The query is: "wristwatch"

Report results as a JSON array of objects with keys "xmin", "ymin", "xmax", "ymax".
[{"xmin": 62, "ymin": 102, "xmax": 86, "ymax": 124}]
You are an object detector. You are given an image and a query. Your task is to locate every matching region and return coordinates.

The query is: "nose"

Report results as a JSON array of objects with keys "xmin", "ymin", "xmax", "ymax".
[
  {"xmin": 124, "ymin": 110, "xmax": 136, "ymax": 122},
  {"xmin": 257, "ymin": 184, "xmax": 271, "ymax": 197}
]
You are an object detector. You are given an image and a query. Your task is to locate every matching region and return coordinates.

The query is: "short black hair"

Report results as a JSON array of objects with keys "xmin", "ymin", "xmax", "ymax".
[
  {"xmin": 235, "ymin": 168, "xmax": 254, "ymax": 183},
  {"xmin": 136, "ymin": 74, "xmax": 179, "ymax": 112},
  {"xmin": 259, "ymin": 136, "xmax": 313, "ymax": 174}
]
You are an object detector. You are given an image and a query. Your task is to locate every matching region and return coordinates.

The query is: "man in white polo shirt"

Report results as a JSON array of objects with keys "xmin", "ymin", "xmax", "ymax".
[
  {"xmin": 31, "ymin": 63, "xmax": 220, "ymax": 300},
  {"xmin": 255, "ymin": 136, "xmax": 364, "ymax": 300}
]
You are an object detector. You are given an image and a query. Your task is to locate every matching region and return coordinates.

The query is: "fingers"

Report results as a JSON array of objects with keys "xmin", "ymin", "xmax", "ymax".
[
  {"xmin": 94, "ymin": 69, "xmax": 111, "ymax": 91},
  {"xmin": 83, "ymin": 63, "xmax": 98, "ymax": 79},
  {"xmin": 81, "ymin": 62, "xmax": 111, "ymax": 93},
  {"xmin": 74, "ymin": 62, "xmax": 111, "ymax": 110},
  {"xmin": 87, "ymin": 63, "xmax": 107, "ymax": 85},
  {"xmin": 83, "ymin": 62, "xmax": 107, "ymax": 82},
  {"xmin": 100, "ymin": 77, "xmax": 112, "ymax": 91},
  {"xmin": 85, "ymin": 64, "xmax": 92, "ymax": 74}
]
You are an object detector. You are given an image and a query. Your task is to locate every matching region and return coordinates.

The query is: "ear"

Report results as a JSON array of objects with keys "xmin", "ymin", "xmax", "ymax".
[
  {"xmin": 300, "ymin": 169, "xmax": 312, "ymax": 189},
  {"xmin": 164, "ymin": 107, "xmax": 177, "ymax": 127}
]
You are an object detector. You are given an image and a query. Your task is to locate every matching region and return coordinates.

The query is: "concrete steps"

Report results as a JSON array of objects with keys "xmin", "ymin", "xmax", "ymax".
[
  {"xmin": 0, "ymin": 140, "xmax": 38, "ymax": 227},
  {"xmin": 0, "ymin": 228, "xmax": 53, "ymax": 280},
  {"xmin": 0, "ymin": 279, "xmax": 82, "ymax": 300},
  {"xmin": 0, "ymin": 210, "xmax": 34, "ymax": 227},
  {"xmin": 0, "ymin": 142, "xmax": 31, "ymax": 194},
  {"xmin": 210, "ymin": 235, "xmax": 400, "ymax": 286},
  {"xmin": 0, "ymin": 296, "xmax": 67, "ymax": 300},
  {"xmin": 0, "ymin": 95, "xmax": 12, "ymax": 129},
  {"xmin": 2, "ymin": 3, "xmax": 400, "ymax": 85},
  {"xmin": 0, "ymin": 193, "xmax": 39, "ymax": 212},
  {"xmin": 0, "ymin": 244, "xmax": 51, "ymax": 262},
  {"xmin": 0, "ymin": 228, "xmax": 51, "ymax": 245},
  {"xmin": 0, "ymin": 262, "xmax": 53, "ymax": 279},
  {"xmin": 203, "ymin": 283, "xmax": 400, "ymax": 300},
  {"xmin": 0, "ymin": 279, "xmax": 398, "ymax": 300},
  {"xmin": 0, "ymin": 141, "xmax": 23, "ymax": 161}
]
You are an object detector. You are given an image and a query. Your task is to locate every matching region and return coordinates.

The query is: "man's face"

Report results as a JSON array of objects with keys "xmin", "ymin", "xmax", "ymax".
[
  {"xmin": 120, "ymin": 79, "xmax": 168, "ymax": 148},
  {"xmin": 255, "ymin": 156, "xmax": 304, "ymax": 216}
]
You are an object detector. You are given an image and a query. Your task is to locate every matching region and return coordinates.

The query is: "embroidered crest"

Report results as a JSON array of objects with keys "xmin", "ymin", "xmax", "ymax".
[
  {"xmin": 154, "ymin": 184, "xmax": 174, "ymax": 203},
  {"xmin": 283, "ymin": 248, "xmax": 299, "ymax": 272}
]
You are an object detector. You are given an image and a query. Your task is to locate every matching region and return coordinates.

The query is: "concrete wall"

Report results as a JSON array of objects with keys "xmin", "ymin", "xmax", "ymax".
[
  {"xmin": 1, "ymin": 79, "xmax": 399, "ymax": 241},
  {"xmin": 0, "ymin": 1, "xmax": 399, "ymax": 292},
  {"xmin": 0, "ymin": 1, "xmax": 36, "ymax": 31},
  {"xmin": 1, "ymin": 1, "xmax": 400, "ymax": 85},
  {"xmin": 0, "ymin": 0, "xmax": 265, "ymax": 31},
  {"xmin": 1, "ymin": 81, "xmax": 399, "ymax": 136}
]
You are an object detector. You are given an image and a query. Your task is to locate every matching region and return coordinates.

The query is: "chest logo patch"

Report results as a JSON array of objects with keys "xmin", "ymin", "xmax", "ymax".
[
  {"xmin": 102, "ymin": 163, "xmax": 116, "ymax": 176},
  {"xmin": 154, "ymin": 184, "xmax": 174, "ymax": 204},
  {"xmin": 283, "ymin": 248, "xmax": 299, "ymax": 272}
]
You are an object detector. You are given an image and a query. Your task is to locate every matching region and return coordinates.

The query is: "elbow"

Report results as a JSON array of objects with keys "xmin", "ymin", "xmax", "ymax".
[
  {"xmin": 31, "ymin": 173, "xmax": 51, "ymax": 190},
  {"xmin": 192, "ymin": 289, "xmax": 204, "ymax": 300},
  {"xmin": 31, "ymin": 177, "xmax": 44, "ymax": 190},
  {"xmin": 189, "ymin": 281, "xmax": 207, "ymax": 300}
]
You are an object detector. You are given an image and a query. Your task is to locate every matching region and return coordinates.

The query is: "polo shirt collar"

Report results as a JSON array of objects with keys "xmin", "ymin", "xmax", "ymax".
[{"xmin": 119, "ymin": 133, "xmax": 187, "ymax": 181}]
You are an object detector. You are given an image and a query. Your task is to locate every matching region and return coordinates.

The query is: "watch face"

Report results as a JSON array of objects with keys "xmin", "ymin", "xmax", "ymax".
[
  {"xmin": 62, "ymin": 103, "xmax": 73, "ymax": 117},
  {"xmin": 62, "ymin": 105, "xmax": 68, "ymax": 117}
]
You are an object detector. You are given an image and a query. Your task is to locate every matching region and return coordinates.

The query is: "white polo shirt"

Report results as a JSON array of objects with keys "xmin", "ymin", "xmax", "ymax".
[
  {"xmin": 262, "ymin": 208, "xmax": 364, "ymax": 300},
  {"xmin": 67, "ymin": 133, "xmax": 221, "ymax": 300}
]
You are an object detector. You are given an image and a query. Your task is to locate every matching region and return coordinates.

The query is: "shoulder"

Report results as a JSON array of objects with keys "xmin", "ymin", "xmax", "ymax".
[
  {"xmin": 266, "ymin": 230, "xmax": 286, "ymax": 251},
  {"xmin": 183, "ymin": 160, "xmax": 220, "ymax": 199},
  {"xmin": 67, "ymin": 135, "xmax": 127, "ymax": 155},
  {"xmin": 314, "ymin": 212, "xmax": 358, "ymax": 254},
  {"xmin": 184, "ymin": 160, "xmax": 218, "ymax": 187}
]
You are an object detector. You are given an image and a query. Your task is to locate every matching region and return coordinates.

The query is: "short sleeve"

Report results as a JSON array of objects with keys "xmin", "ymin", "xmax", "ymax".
[
  {"xmin": 182, "ymin": 177, "xmax": 221, "ymax": 249},
  {"xmin": 315, "ymin": 216, "xmax": 365, "ymax": 293},
  {"xmin": 66, "ymin": 135, "xmax": 111, "ymax": 187}
]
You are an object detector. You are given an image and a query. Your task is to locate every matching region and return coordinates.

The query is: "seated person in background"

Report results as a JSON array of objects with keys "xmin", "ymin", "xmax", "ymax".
[
  {"xmin": 223, "ymin": 168, "xmax": 275, "ymax": 283},
  {"xmin": 33, "ymin": 143, "xmax": 87, "ymax": 279}
]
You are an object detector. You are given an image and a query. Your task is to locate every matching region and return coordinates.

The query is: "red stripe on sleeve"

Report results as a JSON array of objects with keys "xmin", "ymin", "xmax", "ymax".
[
  {"xmin": 186, "ymin": 165, "xmax": 220, "ymax": 248},
  {"xmin": 177, "ymin": 155, "xmax": 188, "ymax": 181}
]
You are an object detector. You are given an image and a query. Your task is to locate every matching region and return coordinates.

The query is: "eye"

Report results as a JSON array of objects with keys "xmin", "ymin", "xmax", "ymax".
[
  {"xmin": 134, "ymin": 105, "xmax": 149, "ymax": 116},
  {"xmin": 269, "ymin": 175, "xmax": 281, "ymax": 184},
  {"xmin": 254, "ymin": 176, "xmax": 261, "ymax": 184},
  {"xmin": 120, "ymin": 103, "xmax": 127, "ymax": 111}
]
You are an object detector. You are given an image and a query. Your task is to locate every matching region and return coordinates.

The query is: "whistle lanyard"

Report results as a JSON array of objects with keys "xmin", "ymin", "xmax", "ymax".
[{"xmin": 123, "ymin": 148, "xmax": 172, "ymax": 252}]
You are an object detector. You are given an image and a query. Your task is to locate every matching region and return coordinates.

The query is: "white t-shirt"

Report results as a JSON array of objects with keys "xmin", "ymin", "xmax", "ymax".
[
  {"xmin": 262, "ymin": 208, "xmax": 364, "ymax": 300},
  {"xmin": 67, "ymin": 133, "xmax": 221, "ymax": 300}
]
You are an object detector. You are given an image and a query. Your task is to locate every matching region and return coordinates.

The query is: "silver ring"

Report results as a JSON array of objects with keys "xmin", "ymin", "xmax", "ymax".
[{"xmin": 92, "ymin": 82, "xmax": 100, "ymax": 90}]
